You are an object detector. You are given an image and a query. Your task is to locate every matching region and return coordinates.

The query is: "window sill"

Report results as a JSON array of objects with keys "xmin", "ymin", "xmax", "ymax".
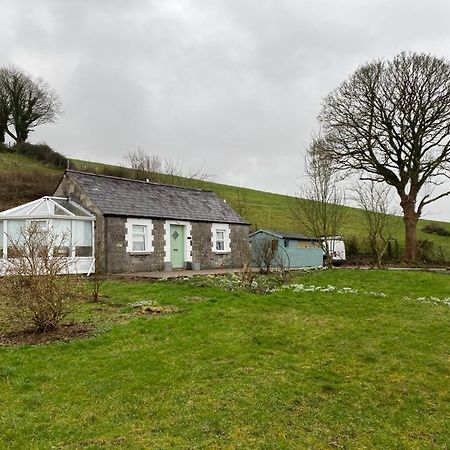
[
  {"xmin": 213, "ymin": 251, "xmax": 231, "ymax": 255},
  {"xmin": 129, "ymin": 251, "xmax": 153, "ymax": 256}
]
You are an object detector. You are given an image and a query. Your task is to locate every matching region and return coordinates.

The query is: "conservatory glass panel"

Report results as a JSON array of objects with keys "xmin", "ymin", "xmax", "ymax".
[
  {"xmin": 29, "ymin": 200, "xmax": 52, "ymax": 216},
  {"xmin": 54, "ymin": 199, "xmax": 90, "ymax": 217},
  {"xmin": 52, "ymin": 219, "xmax": 72, "ymax": 256},
  {"xmin": 74, "ymin": 221, "xmax": 93, "ymax": 257},
  {"xmin": 7, "ymin": 220, "xmax": 26, "ymax": 257},
  {"xmin": 54, "ymin": 205, "xmax": 72, "ymax": 216}
]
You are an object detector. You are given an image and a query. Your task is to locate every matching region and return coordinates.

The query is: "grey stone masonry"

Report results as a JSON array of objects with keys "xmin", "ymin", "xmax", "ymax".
[
  {"xmin": 104, "ymin": 217, "xmax": 166, "ymax": 273},
  {"xmin": 191, "ymin": 223, "xmax": 249, "ymax": 269}
]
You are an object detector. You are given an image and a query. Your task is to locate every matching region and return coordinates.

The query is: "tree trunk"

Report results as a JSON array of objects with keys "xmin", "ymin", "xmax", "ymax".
[
  {"xmin": 376, "ymin": 253, "xmax": 382, "ymax": 269},
  {"xmin": 401, "ymin": 200, "xmax": 418, "ymax": 261},
  {"xmin": 14, "ymin": 121, "xmax": 28, "ymax": 143}
]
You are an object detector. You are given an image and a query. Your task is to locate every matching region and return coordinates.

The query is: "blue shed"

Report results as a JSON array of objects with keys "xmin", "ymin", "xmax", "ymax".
[{"xmin": 249, "ymin": 230, "xmax": 323, "ymax": 269}]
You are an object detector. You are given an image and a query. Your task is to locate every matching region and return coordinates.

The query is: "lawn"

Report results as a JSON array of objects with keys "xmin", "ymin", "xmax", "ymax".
[{"xmin": 0, "ymin": 269, "xmax": 449, "ymax": 449}]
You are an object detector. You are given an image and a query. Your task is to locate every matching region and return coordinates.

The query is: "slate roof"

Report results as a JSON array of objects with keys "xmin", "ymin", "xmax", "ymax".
[
  {"xmin": 65, "ymin": 170, "xmax": 248, "ymax": 224},
  {"xmin": 249, "ymin": 230, "xmax": 319, "ymax": 241}
]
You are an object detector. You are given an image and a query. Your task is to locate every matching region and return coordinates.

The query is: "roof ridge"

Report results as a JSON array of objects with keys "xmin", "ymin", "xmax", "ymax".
[{"xmin": 65, "ymin": 169, "xmax": 214, "ymax": 193}]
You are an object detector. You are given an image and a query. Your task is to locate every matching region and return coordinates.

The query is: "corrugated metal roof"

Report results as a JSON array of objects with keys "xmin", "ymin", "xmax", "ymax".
[
  {"xmin": 66, "ymin": 170, "xmax": 248, "ymax": 224},
  {"xmin": 249, "ymin": 229, "xmax": 319, "ymax": 241}
]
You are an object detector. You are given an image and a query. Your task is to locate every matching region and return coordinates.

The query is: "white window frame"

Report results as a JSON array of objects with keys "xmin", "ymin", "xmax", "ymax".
[
  {"xmin": 126, "ymin": 218, "xmax": 154, "ymax": 254},
  {"xmin": 211, "ymin": 223, "xmax": 231, "ymax": 254},
  {"xmin": 132, "ymin": 225, "xmax": 147, "ymax": 252}
]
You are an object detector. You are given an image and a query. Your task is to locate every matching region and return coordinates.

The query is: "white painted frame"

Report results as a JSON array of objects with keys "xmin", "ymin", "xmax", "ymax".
[
  {"xmin": 211, "ymin": 223, "xmax": 231, "ymax": 254},
  {"xmin": 163, "ymin": 220, "xmax": 192, "ymax": 264},
  {"xmin": 125, "ymin": 218, "xmax": 154, "ymax": 253}
]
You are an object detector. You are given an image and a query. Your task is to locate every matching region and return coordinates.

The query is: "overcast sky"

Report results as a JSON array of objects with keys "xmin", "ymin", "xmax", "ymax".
[{"xmin": 2, "ymin": 0, "xmax": 450, "ymax": 220}]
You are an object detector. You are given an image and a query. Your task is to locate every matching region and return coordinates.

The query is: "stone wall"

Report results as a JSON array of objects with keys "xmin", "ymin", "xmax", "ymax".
[
  {"xmin": 191, "ymin": 222, "xmax": 249, "ymax": 269},
  {"xmin": 104, "ymin": 217, "xmax": 166, "ymax": 273}
]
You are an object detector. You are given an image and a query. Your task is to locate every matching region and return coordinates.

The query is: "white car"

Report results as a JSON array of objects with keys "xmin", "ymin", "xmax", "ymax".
[{"xmin": 322, "ymin": 236, "xmax": 346, "ymax": 265}]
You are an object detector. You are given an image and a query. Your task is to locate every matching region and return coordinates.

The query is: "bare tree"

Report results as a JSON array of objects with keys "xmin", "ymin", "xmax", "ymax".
[
  {"xmin": 0, "ymin": 79, "xmax": 9, "ymax": 144},
  {"xmin": 0, "ymin": 223, "xmax": 82, "ymax": 332},
  {"xmin": 318, "ymin": 52, "xmax": 450, "ymax": 261},
  {"xmin": 293, "ymin": 135, "xmax": 346, "ymax": 267},
  {"xmin": 0, "ymin": 66, "xmax": 62, "ymax": 143},
  {"xmin": 125, "ymin": 149, "xmax": 210, "ymax": 186},
  {"xmin": 252, "ymin": 236, "xmax": 289, "ymax": 274},
  {"xmin": 234, "ymin": 186, "xmax": 250, "ymax": 218},
  {"xmin": 353, "ymin": 181, "xmax": 396, "ymax": 268},
  {"xmin": 125, "ymin": 149, "xmax": 162, "ymax": 180}
]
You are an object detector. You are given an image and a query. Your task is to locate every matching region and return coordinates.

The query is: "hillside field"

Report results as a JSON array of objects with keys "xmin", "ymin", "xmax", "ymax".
[{"xmin": 1, "ymin": 151, "xmax": 450, "ymax": 257}]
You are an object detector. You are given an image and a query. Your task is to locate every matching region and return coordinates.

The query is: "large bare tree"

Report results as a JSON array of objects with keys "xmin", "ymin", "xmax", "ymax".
[
  {"xmin": 319, "ymin": 52, "xmax": 450, "ymax": 261},
  {"xmin": 0, "ymin": 66, "xmax": 62, "ymax": 143},
  {"xmin": 293, "ymin": 136, "xmax": 346, "ymax": 266}
]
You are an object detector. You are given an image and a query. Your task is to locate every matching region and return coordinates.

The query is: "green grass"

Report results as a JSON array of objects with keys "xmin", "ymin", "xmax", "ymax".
[
  {"xmin": 0, "ymin": 269, "xmax": 449, "ymax": 449},
  {"xmin": 0, "ymin": 151, "xmax": 62, "ymax": 174}
]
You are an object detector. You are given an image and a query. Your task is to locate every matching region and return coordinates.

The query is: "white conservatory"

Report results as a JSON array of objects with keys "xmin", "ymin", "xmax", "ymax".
[{"xmin": 0, "ymin": 196, "xmax": 95, "ymax": 275}]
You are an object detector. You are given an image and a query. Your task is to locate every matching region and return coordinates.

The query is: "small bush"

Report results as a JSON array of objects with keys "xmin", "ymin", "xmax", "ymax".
[
  {"xmin": 418, "ymin": 239, "xmax": 434, "ymax": 262},
  {"xmin": 383, "ymin": 239, "xmax": 401, "ymax": 261},
  {"xmin": 99, "ymin": 166, "xmax": 132, "ymax": 178},
  {"xmin": 0, "ymin": 223, "xmax": 83, "ymax": 332},
  {"xmin": 0, "ymin": 143, "xmax": 11, "ymax": 153},
  {"xmin": 422, "ymin": 223, "xmax": 450, "ymax": 237},
  {"xmin": 346, "ymin": 235, "xmax": 359, "ymax": 257},
  {"xmin": 14, "ymin": 142, "xmax": 68, "ymax": 168}
]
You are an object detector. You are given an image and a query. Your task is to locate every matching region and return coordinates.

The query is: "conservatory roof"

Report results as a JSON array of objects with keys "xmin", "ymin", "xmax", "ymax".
[{"xmin": 0, "ymin": 197, "xmax": 94, "ymax": 219}]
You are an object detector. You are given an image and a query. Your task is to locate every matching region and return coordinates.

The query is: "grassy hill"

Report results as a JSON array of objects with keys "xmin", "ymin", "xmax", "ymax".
[{"xmin": 1, "ymin": 150, "xmax": 450, "ymax": 259}]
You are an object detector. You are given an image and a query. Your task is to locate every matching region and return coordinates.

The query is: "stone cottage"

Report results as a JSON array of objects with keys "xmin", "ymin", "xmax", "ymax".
[{"xmin": 54, "ymin": 170, "xmax": 249, "ymax": 273}]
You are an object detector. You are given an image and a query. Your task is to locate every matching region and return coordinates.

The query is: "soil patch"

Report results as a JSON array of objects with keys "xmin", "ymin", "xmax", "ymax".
[
  {"xmin": 184, "ymin": 295, "xmax": 210, "ymax": 303},
  {"xmin": 0, "ymin": 323, "xmax": 94, "ymax": 346},
  {"xmin": 139, "ymin": 305, "xmax": 180, "ymax": 315}
]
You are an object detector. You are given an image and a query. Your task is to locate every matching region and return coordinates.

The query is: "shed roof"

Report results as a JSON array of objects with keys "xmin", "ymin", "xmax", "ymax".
[
  {"xmin": 64, "ymin": 170, "xmax": 248, "ymax": 224},
  {"xmin": 249, "ymin": 229, "xmax": 319, "ymax": 241}
]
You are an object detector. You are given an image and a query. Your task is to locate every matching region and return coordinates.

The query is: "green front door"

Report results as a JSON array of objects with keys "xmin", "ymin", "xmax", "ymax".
[{"xmin": 170, "ymin": 225, "xmax": 184, "ymax": 269}]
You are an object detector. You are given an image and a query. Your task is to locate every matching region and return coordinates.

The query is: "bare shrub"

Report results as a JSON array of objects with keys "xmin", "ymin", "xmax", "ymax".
[
  {"xmin": 238, "ymin": 244, "xmax": 257, "ymax": 288},
  {"xmin": 89, "ymin": 240, "xmax": 105, "ymax": 303},
  {"xmin": 353, "ymin": 181, "xmax": 397, "ymax": 268},
  {"xmin": 125, "ymin": 149, "xmax": 211, "ymax": 187},
  {"xmin": 0, "ymin": 223, "xmax": 83, "ymax": 333},
  {"xmin": 90, "ymin": 273, "xmax": 104, "ymax": 303},
  {"xmin": 252, "ymin": 236, "xmax": 289, "ymax": 275},
  {"xmin": 125, "ymin": 148, "xmax": 162, "ymax": 179},
  {"xmin": 422, "ymin": 223, "xmax": 450, "ymax": 237}
]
